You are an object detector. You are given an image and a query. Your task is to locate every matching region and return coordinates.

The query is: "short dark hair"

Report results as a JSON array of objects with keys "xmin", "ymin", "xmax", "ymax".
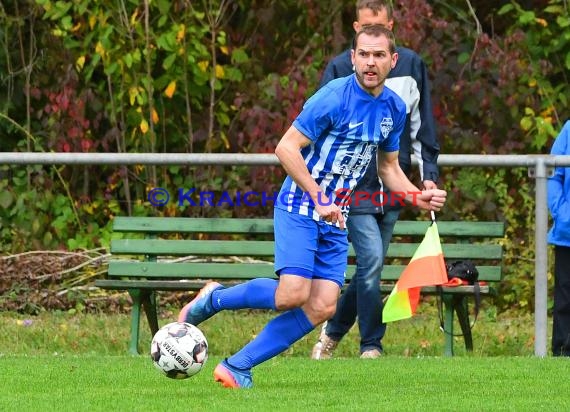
[
  {"xmin": 356, "ymin": 0, "xmax": 393, "ymax": 20},
  {"xmin": 352, "ymin": 24, "xmax": 396, "ymax": 54}
]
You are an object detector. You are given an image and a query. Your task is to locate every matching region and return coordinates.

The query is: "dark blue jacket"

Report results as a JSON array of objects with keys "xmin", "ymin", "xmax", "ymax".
[
  {"xmin": 548, "ymin": 120, "xmax": 570, "ymax": 247},
  {"xmin": 320, "ymin": 47, "xmax": 439, "ymax": 214}
]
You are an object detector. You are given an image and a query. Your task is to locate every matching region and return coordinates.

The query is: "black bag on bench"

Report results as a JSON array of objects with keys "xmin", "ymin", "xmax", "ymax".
[
  {"xmin": 446, "ymin": 260, "xmax": 479, "ymax": 284},
  {"xmin": 437, "ymin": 260, "xmax": 481, "ymax": 336}
]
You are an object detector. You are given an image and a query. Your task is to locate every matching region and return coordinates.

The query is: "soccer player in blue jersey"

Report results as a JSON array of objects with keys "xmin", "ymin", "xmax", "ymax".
[
  {"xmin": 178, "ymin": 24, "xmax": 447, "ymax": 389},
  {"xmin": 312, "ymin": 0, "xmax": 440, "ymax": 360}
]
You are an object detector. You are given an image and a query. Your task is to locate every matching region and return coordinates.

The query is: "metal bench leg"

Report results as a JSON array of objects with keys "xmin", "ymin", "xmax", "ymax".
[
  {"xmin": 442, "ymin": 294, "xmax": 454, "ymax": 357},
  {"xmin": 127, "ymin": 289, "xmax": 143, "ymax": 355},
  {"xmin": 142, "ymin": 290, "xmax": 159, "ymax": 337},
  {"xmin": 454, "ymin": 296, "xmax": 474, "ymax": 352}
]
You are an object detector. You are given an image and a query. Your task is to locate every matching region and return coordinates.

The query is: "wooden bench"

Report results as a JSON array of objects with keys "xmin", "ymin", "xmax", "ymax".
[{"xmin": 95, "ymin": 217, "xmax": 505, "ymax": 356}]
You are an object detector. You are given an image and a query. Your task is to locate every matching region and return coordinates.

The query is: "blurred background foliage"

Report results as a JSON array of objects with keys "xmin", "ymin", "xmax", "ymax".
[{"xmin": 0, "ymin": 0, "xmax": 569, "ymax": 313}]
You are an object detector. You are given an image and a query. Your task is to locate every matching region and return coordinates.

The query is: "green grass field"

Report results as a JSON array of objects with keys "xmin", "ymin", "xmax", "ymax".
[
  {"xmin": 1, "ymin": 355, "xmax": 569, "ymax": 411},
  {"xmin": 0, "ymin": 303, "xmax": 538, "ymax": 357},
  {"xmin": 1, "ymin": 307, "xmax": 569, "ymax": 411}
]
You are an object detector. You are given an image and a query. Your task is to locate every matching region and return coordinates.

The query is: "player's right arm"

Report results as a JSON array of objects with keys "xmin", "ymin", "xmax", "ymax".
[{"xmin": 275, "ymin": 125, "xmax": 345, "ymax": 229}]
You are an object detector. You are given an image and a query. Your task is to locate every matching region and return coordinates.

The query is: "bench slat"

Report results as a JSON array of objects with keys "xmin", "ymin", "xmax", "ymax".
[
  {"xmin": 112, "ymin": 217, "xmax": 505, "ymax": 238},
  {"xmin": 111, "ymin": 239, "xmax": 276, "ymax": 256},
  {"xmin": 110, "ymin": 239, "xmax": 503, "ymax": 260},
  {"xmin": 95, "ymin": 279, "xmax": 210, "ymax": 290},
  {"xmin": 113, "ymin": 217, "xmax": 275, "ymax": 234},
  {"xmin": 95, "ymin": 279, "xmax": 493, "ymax": 295},
  {"xmin": 380, "ymin": 265, "xmax": 502, "ymax": 282},
  {"xmin": 388, "ymin": 244, "xmax": 502, "ymax": 259},
  {"xmin": 107, "ymin": 261, "xmax": 502, "ymax": 282},
  {"xmin": 392, "ymin": 221, "xmax": 505, "ymax": 237},
  {"xmin": 108, "ymin": 260, "xmax": 278, "ymax": 279}
]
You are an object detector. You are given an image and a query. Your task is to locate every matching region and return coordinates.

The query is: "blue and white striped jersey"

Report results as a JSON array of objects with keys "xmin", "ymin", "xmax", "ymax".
[{"xmin": 276, "ymin": 74, "xmax": 406, "ymax": 221}]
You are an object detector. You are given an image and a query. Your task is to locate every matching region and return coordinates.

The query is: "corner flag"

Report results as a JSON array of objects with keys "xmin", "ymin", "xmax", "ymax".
[{"xmin": 382, "ymin": 221, "xmax": 448, "ymax": 322}]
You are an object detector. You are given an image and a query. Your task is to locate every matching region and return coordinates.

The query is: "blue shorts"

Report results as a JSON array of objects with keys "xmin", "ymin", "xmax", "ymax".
[{"xmin": 273, "ymin": 207, "xmax": 348, "ymax": 288}]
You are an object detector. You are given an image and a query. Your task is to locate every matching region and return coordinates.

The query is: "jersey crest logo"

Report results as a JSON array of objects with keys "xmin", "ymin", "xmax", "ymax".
[{"xmin": 380, "ymin": 117, "xmax": 394, "ymax": 138}]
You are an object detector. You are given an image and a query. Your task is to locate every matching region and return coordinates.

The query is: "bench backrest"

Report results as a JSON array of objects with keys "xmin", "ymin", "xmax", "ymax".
[{"xmin": 108, "ymin": 217, "xmax": 505, "ymax": 283}]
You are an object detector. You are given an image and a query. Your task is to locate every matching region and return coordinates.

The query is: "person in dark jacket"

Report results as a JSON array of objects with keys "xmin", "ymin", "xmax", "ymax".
[
  {"xmin": 547, "ymin": 120, "xmax": 570, "ymax": 357},
  {"xmin": 312, "ymin": 0, "xmax": 440, "ymax": 359}
]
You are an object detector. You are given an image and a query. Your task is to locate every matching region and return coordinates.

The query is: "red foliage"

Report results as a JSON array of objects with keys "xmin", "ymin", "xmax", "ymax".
[{"xmin": 32, "ymin": 66, "xmax": 102, "ymax": 153}]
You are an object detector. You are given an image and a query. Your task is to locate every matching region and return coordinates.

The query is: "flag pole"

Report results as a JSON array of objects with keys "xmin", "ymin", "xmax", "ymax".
[{"xmin": 430, "ymin": 210, "xmax": 436, "ymax": 223}]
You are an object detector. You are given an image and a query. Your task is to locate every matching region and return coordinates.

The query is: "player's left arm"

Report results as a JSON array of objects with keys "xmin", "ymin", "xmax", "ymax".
[{"xmin": 377, "ymin": 150, "xmax": 446, "ymax": 211}]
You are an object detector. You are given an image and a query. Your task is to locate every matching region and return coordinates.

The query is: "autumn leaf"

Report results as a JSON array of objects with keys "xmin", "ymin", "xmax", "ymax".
[
  {"xmin": 95, "ymin": 41, "xmax": 105, "ymax": 58},
  {"xmin": 420, "ymin": 339, "xmax": 431, "ymax": 348},
  {"xmin": 176, "ymin": 24, "xmax": 186, "ymax": 42},
  {"xmin": 129, "ymin": 87, "xmax": 138, "ymax": 105},
  {"xmin": 215, "ymin": 64, "xmax": 225, "ymax": 79},
  {"xmin": 140, "ymin": 118, "xmax": 149, "ymax": 133},
  {"xmin": 75, "ymin": 56, "xmax": 86, "ymax": 71},
  {"xmin": 130, "ymin": 9, "xmax": 140, "ymax": 26},
  {"xmin": 197, "ymin": 61, "xmax": 209, "ymax": 72},
  {"xmin": 220, "ymin": 131, "xmax": 230, "ymax": 149},
  {"xmin": 164, "ymin": 81, "xmax": 176, "ymax": 98},
  {"xmin": 520, "ymin": 117, "xmax": 533, "ymax": 131},
  {"xmin": 89, "ymin": 15, "xmax": 97, "ymax": 30}
]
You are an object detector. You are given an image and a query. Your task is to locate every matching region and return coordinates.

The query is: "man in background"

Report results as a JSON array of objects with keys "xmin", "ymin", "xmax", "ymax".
[{"xmin": 312, "ymin": 0, "xmax": 440, "ymax": 359}]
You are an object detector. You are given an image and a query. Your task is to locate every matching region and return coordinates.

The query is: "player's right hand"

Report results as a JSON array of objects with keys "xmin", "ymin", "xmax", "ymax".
[{"xmin": 315, "ymin": 198, "xmax": 345, "ymax": 230}]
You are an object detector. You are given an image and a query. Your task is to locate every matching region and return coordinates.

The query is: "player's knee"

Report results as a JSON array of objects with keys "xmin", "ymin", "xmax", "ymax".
[
  {"xmin": 304, "ymin": 300, "xmax": 336, "ymax": 324},
  {"xmin": 274, "ymin": 288, "xmax": 310, "ymax": 310},
  {"xmin": 321, "ymin": 305, "xmax": 337, "ymax": 323}
]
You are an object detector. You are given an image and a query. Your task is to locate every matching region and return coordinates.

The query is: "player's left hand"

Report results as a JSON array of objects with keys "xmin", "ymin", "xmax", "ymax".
[{"xmin": 416, "ymin": 188, "xmax": 447, "ymax": 211}]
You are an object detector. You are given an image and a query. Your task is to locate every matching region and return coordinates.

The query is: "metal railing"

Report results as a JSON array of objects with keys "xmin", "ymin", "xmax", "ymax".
[{"xmin": 2, "ymin": 152, "xmax": 570, "ymax": 357}]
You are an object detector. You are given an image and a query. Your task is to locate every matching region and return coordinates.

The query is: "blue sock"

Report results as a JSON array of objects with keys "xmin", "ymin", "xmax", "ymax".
[
  {"xmin": 212, "ymin": 278, "xmax": 277, "ymax": 311},
  {"xmin": 227, "ymin": 307, "xmax": 315, "ymax": 370}
]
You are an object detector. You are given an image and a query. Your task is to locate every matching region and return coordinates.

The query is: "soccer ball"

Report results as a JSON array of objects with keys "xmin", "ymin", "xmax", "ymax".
[{"xmin": 150, "ymin": 322, "xmax": 208, "ymax": 379}]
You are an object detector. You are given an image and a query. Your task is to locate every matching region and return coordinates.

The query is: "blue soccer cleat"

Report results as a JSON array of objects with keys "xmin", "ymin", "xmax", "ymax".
[
  {"xmin": 178, "ymin": 281, "xmax": 223, "ymax": 326},
  {"xmin": 213, "ymin": 360, "xmax": 253, "ymax": 389}
]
